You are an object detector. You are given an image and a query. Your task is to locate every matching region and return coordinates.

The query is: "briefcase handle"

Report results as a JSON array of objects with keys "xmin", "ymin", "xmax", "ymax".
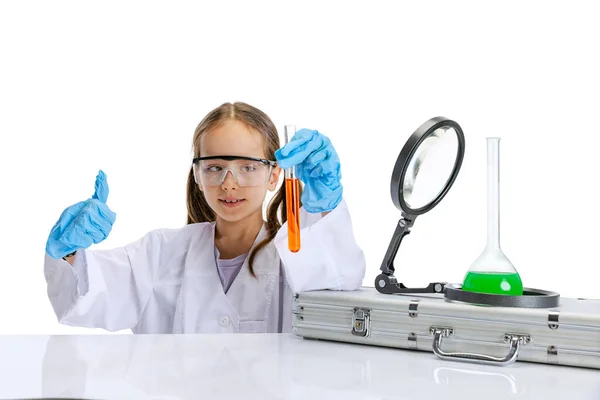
[{"xmin": 430, "ymin": 327, "xmax": 532, "ymax": 366}]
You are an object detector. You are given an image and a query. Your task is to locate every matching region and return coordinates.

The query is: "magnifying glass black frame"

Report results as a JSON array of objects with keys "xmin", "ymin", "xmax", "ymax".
[{"xmin": 376, "ymin": 116, "xmax": 465, "ymax": 295}]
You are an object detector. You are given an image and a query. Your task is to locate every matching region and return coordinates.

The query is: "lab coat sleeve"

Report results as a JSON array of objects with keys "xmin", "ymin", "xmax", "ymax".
[
  {"xmin": 274, "ymin": 197, "xmax": 366, "ymax": 293},
  {"xmin": 44, "ymin": 231, "xmax": 158, "ymax": 332}
]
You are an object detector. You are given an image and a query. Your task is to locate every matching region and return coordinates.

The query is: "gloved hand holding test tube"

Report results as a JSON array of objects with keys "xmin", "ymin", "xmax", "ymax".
[{"xmin": 275, "ymin": 124, "xmax": 344, "ymax": 253}]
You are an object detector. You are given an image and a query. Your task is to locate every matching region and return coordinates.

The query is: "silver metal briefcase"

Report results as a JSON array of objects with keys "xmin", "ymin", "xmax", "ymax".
[{"xmin": 292, "ymin": 287, "xmax": 600, "ymax": 369}]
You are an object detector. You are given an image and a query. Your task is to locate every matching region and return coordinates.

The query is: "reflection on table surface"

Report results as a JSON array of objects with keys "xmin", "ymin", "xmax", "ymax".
[{"xmin": 0, "ymin": 333, "xmax": 597, "ymax": 399}]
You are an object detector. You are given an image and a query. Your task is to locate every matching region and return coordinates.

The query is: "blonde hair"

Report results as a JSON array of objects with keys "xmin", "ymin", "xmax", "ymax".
[{"xmin": 186, "ymin": 102, "xmax": 301, "ymax": 276}]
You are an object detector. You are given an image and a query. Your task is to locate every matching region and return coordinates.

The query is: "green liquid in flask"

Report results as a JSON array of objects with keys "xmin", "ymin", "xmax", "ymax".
[
  {"xmin": 462, "ymin": 271, "xmax": 523, "ymax": 296},
  {"xmin": 464, "ymin": 138, "xmax": 524, "ymax": 297}
]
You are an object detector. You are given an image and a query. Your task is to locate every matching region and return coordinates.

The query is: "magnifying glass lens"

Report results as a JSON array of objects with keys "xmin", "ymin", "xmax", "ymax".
[{"xmin": 403, "ymin": 127, "xmax": 459, "ymax": 210}]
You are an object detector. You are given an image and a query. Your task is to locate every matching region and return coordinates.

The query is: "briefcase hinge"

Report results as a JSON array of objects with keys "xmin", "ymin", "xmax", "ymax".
[
  {"xmin": 351, "ymin": 308, "xmax": 371, "ymax": 337},
  {"xmin": 409, "ymin": 299, "xmax": 420, "ymax": 318},
  {"xmin": 548, "ymin": 310, "xmax": 559, "ymax": 329},
  {"xmin": 547, "ymin": 345, "xmax": 559, "ymax": 364},
  {"xmin": 408, "ymin": 332, "xmax": 418, "ymax": 349}
]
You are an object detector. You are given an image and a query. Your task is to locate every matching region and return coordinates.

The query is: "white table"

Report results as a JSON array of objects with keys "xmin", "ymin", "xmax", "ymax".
[{"xmin": 0, "ymin": 333, "xmax": 597, "ymax": 399}]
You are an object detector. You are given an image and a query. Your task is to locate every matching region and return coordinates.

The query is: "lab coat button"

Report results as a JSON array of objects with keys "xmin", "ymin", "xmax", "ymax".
[{"xmin": 219, "ymin": 316, "xmax": 230, "ymax": 327}]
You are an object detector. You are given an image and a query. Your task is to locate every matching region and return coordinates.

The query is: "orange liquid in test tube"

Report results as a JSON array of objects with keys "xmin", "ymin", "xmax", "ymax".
[
  {"xmin": 286, "ymin": 177, "xmax": 301, "ymax": 252},
  {"xmin": 284, "ymin": 125, "xmax": 300, "ymax": 252}
]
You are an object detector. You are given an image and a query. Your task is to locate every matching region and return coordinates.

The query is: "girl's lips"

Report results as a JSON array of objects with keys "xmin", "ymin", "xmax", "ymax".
[{"xmin": 219, "ymin": 199, "xmax": 245, "ymax": 208}]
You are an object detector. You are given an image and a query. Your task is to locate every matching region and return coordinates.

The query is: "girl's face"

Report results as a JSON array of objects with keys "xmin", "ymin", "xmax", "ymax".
[{"xmin": 198, "ymin": 120, "xmax": 281, "ymax": 223}]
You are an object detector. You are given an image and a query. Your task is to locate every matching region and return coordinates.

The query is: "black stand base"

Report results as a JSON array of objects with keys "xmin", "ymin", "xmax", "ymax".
[
  {"xmin": 443, "ymin": 284, "xmax": 560, "ymax": 308},
  {"xmin": 375, "ymin": 273, "xmax": 446, "ymax": 294}
]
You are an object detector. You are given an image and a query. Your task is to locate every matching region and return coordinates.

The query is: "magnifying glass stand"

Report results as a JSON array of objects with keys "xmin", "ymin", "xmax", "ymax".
[
  {"xmin": 376, "ymin": 212, "xmax": 447, "ymax": 294},
  {"xmin": 375, "ymin": 117, "xmax": 465, "ymax": 296}
]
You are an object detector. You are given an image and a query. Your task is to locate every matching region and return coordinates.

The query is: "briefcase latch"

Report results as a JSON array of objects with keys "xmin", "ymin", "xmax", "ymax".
[{"xmin": 351, "ymin": 308, "xmax": 371, "ymax": 337}]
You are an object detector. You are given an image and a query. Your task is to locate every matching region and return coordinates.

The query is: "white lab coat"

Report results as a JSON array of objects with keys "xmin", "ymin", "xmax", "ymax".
[{"xmin": 44, "ymin": 198, "xmax": 366, "ymax": 334}]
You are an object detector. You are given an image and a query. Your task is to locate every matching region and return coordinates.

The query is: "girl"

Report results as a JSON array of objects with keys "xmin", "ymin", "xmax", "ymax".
[{"xmin": 44, "ymin": 102, "xmax": 366, "ymax": 334}]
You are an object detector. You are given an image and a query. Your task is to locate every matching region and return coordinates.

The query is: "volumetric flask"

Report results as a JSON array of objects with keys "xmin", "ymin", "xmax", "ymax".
[
  {"xmin": 284, "ymin": 125, "xmax": 301, "ymax": 253},
  {"xmin": 462, "ymin": 137, "xmax": 523, "ymax": 296}
]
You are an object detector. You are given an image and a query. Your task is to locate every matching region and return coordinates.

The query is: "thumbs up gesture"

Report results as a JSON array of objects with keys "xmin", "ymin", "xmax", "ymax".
[{"xmin": 46, "ymin": 170, "xmax": 117, "ymax": 259}]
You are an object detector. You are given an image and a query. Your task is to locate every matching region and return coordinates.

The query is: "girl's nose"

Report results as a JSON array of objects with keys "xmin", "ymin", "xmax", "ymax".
[{"xmin": 221, "ymin": 170, "xmax": 238, "ymax": 189}]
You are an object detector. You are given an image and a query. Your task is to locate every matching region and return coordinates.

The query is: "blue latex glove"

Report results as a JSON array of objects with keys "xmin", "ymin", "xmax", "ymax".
[
  {"xmin": 275, "ymin": 129, "xmax": 343, "ymax": 213},
  {"xmin": 45, "ymin": 170, "xmax": 117, "ymax": 259}
]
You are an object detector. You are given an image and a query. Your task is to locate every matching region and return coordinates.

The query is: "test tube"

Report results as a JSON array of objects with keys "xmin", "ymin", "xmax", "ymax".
[{"xmin": 284, "ymin": 125, "xmax": 301, "ymax": 253}]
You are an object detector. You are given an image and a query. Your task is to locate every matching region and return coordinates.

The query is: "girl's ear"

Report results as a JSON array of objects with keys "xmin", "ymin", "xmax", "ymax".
[
  {"xmin": 268, "ymin": 166, "xmax": 282, "ymax": 191},
  {"xmin": 195, "ymin": 177, "xmax": 204, "ymax": 191},
  {"xmin": 193, "ymin": 164, "xmax": 203, "ymax": 191}
]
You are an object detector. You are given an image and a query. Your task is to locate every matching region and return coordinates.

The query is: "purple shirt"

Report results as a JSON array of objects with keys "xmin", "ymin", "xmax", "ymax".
[{"xmin": 214, "ymin": 246, "xmax": 247, "ymax": 292}]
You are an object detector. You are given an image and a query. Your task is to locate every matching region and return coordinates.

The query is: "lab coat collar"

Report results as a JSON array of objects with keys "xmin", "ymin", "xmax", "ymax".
[{"xmin": 209, "ymin": 220, "xmax": 274, "ymax": 275}]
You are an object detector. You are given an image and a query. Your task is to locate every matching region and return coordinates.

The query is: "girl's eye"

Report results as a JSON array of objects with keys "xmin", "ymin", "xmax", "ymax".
[
  {"xmin": 206, "ymin": 166, "xmax": 222, "ymax": 172},
  {"xmin": 241, "ymin": 165, "xmax": 257, "ymax": 172}
]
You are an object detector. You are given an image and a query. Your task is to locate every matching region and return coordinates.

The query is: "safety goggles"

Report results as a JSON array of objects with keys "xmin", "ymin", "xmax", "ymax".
[{"xmin": 192, "ymin": 155, "xmax": 277, "ymax": 187}]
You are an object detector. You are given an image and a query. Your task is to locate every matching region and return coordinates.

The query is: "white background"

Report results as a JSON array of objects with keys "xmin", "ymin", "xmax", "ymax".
[{"xmin": 1, "ymin": 0, "xmax": 598, "ymax": 335}]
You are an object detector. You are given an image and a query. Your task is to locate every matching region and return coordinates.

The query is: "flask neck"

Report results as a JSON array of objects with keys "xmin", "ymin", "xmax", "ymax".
[{"xmin": 486, "ymin": 137, "xmax": 501, "ymax": 249}]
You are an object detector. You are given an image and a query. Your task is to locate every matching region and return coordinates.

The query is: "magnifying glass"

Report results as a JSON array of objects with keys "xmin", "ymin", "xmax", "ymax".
[{"xmin": 375, "ymin": 116, "xmax": 465, "ymax": 295}]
